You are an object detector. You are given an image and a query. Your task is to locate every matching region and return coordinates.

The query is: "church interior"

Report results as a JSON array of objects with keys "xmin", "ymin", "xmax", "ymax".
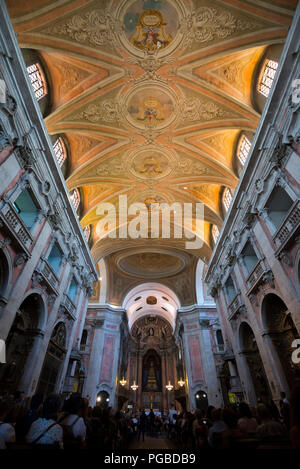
[{"xmin": 0, "ymin": 0, "xmax": 300, "ymax": 450}]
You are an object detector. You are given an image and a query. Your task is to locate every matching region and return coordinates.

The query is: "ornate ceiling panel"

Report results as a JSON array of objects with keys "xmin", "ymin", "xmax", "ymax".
[{"xmin": 6, "ymin": 0, "xmax": 297, "ymax": 302}]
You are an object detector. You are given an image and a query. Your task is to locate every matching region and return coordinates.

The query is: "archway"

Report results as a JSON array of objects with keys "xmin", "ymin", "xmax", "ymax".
[
  {"xmin": 262, "ymin": 293, "xmax": 300, "ymax": 390},
  {"xmin": 0, "ymin": 249, "xmax": 9, "ymax": 300},
  {"xmin": 0, "ymin": 293, "xmax": 43, "ymax": 394},
  {"xmin": 123, "ymin": 282, "xmax": 180, "ymax": 331},
  {"xmin": 239, "ymin": 322, "xmax": 271, "ymax": 400},
  {"xmin": 96, "ymin": 390, "xmax": 110, "ymax": 408},
  {"xmin": 37, "ymin": 322, "xmax": 67, "ymax": 397},
  {"xmin": 195, "ymin": 390, "xmax": 208, "ymax": 411}
]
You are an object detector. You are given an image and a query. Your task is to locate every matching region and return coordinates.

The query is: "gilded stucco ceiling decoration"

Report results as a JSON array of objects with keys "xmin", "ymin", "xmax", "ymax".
[
  {"xmin": 115, "ymin": 248, "xmax": 188, "ymax": 279},
  {"xmin": 7, "ymin": 0, "xmax": 297, "ymax": 303}
]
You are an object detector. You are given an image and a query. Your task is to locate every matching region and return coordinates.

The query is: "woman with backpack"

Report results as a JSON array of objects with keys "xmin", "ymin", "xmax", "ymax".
[
  {"xmin": 58, "ymin": 393, "xmax": 86, "ymax": 449},
  {"xmin": 26, "ymin": 395, "xmax": 63, "ymax": 449}
]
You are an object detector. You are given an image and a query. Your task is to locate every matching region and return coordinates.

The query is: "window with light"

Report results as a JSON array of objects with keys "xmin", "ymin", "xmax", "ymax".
[
  {"xmin": 53, "ymin": 137, "xmax": 66, "ymax": 167},
  {"xmin": 69, "ymin": 188, "xmax": 80, "ymax": 212},
  {"xmin": 83, "ymin": 225, "xmax": 90, "ymax": 242},
  {"xmin": 212, "ymin": 225, "xmax": 220, "ymax": 244},
  {"xmin": 27, "ymin": 63, "xmax": 47, "ymax": 101},
  {"xmin": 223, "ymin": 188, "xmax": 232, "ymax": 212},
  {"xmin": 258, "ymin": 59, "xmax": 278, "ymax": 98},
  {"xmin": 237, "ymin": 135, "xmax": 251, "ymax": 166}
]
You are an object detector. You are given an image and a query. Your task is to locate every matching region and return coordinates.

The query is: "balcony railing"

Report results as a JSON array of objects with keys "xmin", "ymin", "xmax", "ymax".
[
  {"xmin": 62, "ymin": 293, "xmax": 76, "ymax": 319},
  {"xmin": 213, "ymin": 344, "xmax": 225, "ymax": 354},
  {"xmin": 228, "ymin": 293, "xmax": 240, "ymax": 318},
  {"xmin": 247, "ymin": 261, "xmax": 264, "ymax": 291},
  {"xmin": 0, "ymin": 202, "xmax": 32, "ymax": 252},
  {"xmin": 40, "ymin": 259, "xmax": 59, "ymax": 292},
  {"xmin": 273, "ymin": 199, "xmax": 300, "ymax": 248},
  {"xmin": 80, "ymin": 344, "xmax": 89, "ymax": 353}
]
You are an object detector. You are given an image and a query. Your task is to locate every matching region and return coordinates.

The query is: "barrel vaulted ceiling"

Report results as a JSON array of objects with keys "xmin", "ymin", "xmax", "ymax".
[{"xmin": 7, "ymin": 0, "xmax": 297, "ymax": 305}]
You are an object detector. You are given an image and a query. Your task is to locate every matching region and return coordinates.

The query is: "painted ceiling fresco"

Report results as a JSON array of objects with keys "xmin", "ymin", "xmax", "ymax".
[{"xmin": 7, "ymin": 0, "xmax": 297, "ymax": 304}]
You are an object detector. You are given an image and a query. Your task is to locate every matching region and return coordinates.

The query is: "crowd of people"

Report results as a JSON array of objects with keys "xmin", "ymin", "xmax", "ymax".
[{"xmin": 0, "ymin": 388, "xmax": 299, "ymax": 449}]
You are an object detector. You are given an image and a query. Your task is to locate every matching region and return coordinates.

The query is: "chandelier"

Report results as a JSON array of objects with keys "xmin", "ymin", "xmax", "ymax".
[
  {"xmin": 131, "ymin": 380, "xmax": 138, "ymax": 391},
  {"xmin": 119, "ymin": 377, "xmax": 127, "ymax": 386},
  {"xmin": 166, "ymin": 381, "xmax": 174, "ymax": 391},
  {"xmin": 178, "ymin": 377, "xmax": 185, "ymax": 387}
]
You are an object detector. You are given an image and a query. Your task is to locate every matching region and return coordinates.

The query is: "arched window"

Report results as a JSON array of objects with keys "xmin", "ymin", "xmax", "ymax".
[
  {"xmin": 26, "ymin": 63, "xmax": 47, "ymax": 101},
  {"xmin": 257, "ymin": 59, "xmax": 278, "ymax": 98},
  {"xmin": 68, "ymin": 277, "xmax": 78, "ymax": 303},
  {"xmin": 237, "ymin": 135, "xmax": 251, "ymax": 166},
  {"xmin": 13, "ymin": 188, "xmax": 40, "ymax": 232},
  {"xmin": 80, "ymin": 329, "xmax": 88, "ymax": 351},
  {"xmin": 53, "ymin": 137, "xmax": 66, "ymax": 167},
  {"xmin": 69, "ymin": 188, "xmax": 80, "ymax": 212},
  {"xmin": 223, "ymin": 188, "xmax": 232, "ymax": 212},
  {"xmin": 83, "ymin": 225, "xmax": 90, "ymax": 242},
  {"xmin": 212, "ymin": 224, "xmax": 220, "ymax": 244}
]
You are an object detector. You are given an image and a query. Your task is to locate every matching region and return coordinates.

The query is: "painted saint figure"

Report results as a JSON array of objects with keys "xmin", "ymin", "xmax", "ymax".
[{"xmin": 129, "ymin": 10, "xmax": 173, "ymax": 52}]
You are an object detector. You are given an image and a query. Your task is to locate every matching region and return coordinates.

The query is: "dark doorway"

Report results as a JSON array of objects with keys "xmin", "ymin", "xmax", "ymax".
[
  {"xmin": 0, "ymin": 294, "xmax": 43, "ymax": 394},
  {"xmin": 37, "ymin": 322, "xmax": 66, "ymax": 397},
  {"xmin": 195, "ymin": 390, "xmax": 208, "ymax": 411},
  {"xmin": 262, "ymin": 294, "xmax": 300, "ymax": 389},
  {"xmin": 97, "ymin": 390, "xmax": 110, "ymax": 408},
  {"xmin": 239, "ymin": 322, "xmax": 270, "ymax": 400}
]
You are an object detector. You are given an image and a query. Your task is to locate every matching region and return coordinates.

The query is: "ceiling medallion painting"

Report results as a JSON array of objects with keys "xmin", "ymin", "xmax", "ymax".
[
  {"xmin": 127, "ymin": 145, "xmax": 175, "ymax": 181},
  {"xmin": 126, "ymin": 85, "xmax": 175, "ymax": 129},
  {"xmin": 122, "ymin": 0, "xmax": 180, "ymax": 56}
]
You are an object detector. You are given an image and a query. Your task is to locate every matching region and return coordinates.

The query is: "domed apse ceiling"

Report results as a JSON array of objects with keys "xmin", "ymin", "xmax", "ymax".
[{"xmin": 7, "ymin": 0, "xmax": 297, "ymax": 305}]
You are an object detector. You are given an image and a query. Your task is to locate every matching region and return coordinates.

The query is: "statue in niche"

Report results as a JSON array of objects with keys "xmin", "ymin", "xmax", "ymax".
[
  {"xmin": 146, "ymin": 360, "xmax": 158, "ymax": 391},
  {"xmin": 148, "ymin": 327, "xmax": 154, "ymax": 336},
  {"xmin": 142, "ymin": 350, "xmax": 162, "ymax": 392}
]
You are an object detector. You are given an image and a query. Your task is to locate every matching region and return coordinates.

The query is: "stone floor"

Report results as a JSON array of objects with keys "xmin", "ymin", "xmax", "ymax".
[{"xmin": 129, "ymin": 433, "xmax": 177, "ymax": 450}]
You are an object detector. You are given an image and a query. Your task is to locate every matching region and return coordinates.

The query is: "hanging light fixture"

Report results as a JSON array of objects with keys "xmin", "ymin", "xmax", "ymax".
[
  {"xmin": 119, "ymin": 377, "xmax": 127, "ymax": 386},
  {"xmin": 131, "ymin": 380, "xmax": 138, "ymax": 391},
  {"xmin": 178, "ymin": 377, "xmax": 185, "ymax": 387},
  {"xmin": 166, "ymin": 381, "xmax": 174, "ymax": 391}
]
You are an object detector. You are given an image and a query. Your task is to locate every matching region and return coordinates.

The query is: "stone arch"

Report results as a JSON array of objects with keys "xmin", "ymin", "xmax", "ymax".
[
  {"xmin": 261, "ymin": 293, "xmax": 300, "ymax": 391},
  {"xmin": 294, "ymin": 247, "xmax": 300, "ymax": 301},
  {"xmin": 239, "ymin": 321, "xmax": 271, "ymax": 401},
  {"xmin": 20, "ymin": 288, "xmax": 48, "ymax": 332},
  {"xmin": 0, "ymin": 246, "xmax": 13, "ymax": 302},
  {"xmin": 37, "ymin": 321, "xmax": 67, "ymax": 397},
  {"xmin": 123, "ymin": 282, "xmax": 180, "ymax": 331},
  {"xmin": 0, "ymin": 292, "xmax": 45, "ymax": 394}
]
